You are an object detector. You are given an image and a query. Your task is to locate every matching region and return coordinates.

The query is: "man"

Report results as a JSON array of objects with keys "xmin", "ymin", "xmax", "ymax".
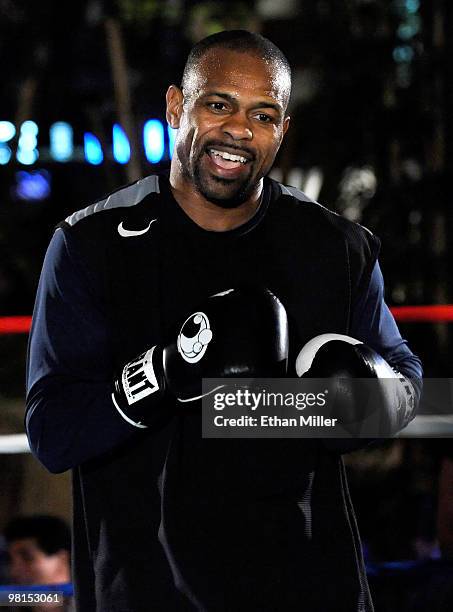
[
  {"xmin": 4, "ymin": 515, "xmax": 73, "ymax": 611},
  {"xmin": 5, "ymin": 515, "xmax": 71, "ymax": 587},
  {"xmin": 26, "ymin": 30, "xmax": 422, "ymax": 611}
]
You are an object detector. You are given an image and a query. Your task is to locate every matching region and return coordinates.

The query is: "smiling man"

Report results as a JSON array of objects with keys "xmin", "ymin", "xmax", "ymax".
[
  {"xmin": 167, "ymin": 37, "xmax": 290, "ymax": 228},
  {"xmin": 26, "ymin": 30, "xmax": 422, "ymax": 611}
]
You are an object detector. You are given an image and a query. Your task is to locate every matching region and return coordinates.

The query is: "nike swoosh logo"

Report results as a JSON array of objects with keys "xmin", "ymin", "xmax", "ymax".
[{"xmin": 117, "ymin": 219, "xmax": 157, "ymax": 237}]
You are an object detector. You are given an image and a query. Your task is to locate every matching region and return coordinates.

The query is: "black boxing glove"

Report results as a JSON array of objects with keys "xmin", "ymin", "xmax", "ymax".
[
  {"xmin": 296, "ymin": 333, "xmax": 416, "ymax": 450},
  {"xmin": 112, "ymin": 287, "xmax": 289, "ymax": 427},
  {"xmin": 112, "ymin": 345, "xmax": 167, "ymax": 428},
  {"xmin": 164, "ymin": 287, "xmax": 288, "ymax": 401}
]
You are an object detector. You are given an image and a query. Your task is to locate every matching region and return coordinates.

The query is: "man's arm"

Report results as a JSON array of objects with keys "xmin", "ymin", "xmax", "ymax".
[
  {"xmin": 351, "ymin": 260, "xmax": 423, "ymax": 400},
  {"xmin": 26, "ymin": 228, "xmax": 148, "ymax": 473},
  {"xmin": 297, "ymin": 260, "xmax": 423, "ymax": 453},
  {"xmin": 26, "ymin": 231, "xmax": 288, "ymax": 473}
]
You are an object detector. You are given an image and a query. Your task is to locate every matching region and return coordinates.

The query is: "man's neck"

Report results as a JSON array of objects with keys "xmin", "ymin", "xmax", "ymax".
[{"xmin": 169, "ymin": 167, "xmax": 262, "ymax": 232}]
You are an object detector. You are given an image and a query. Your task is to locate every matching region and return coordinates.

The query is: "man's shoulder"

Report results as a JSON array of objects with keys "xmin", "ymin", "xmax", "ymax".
[
  {"xmin": 60, "ymin": 174, "xmax": 163, "ymax": 237},
  {"xmin": 271, "ymin": 179, "xmax": 379, "ymax": 253}
]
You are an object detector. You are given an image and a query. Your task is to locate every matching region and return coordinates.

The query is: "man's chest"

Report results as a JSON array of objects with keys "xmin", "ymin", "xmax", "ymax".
[{"xmin": 106, "ymin": 220, "xmax": 351, "ymax": 368}]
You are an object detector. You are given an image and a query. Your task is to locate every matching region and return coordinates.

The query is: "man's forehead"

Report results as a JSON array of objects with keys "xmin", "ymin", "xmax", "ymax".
[{"xmin": 184, "ymin": 48, "xmax": 290, "ymax": 105}]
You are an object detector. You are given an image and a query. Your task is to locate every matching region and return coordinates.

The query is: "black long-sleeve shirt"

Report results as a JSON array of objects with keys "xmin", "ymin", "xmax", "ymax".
[
  {"xmin": 25, "ymin": 174, "xmax": 422, "ymax": 611},
  {"xmin": 26, "ymin": 228, "xmax": 421, "ymax": 473}
]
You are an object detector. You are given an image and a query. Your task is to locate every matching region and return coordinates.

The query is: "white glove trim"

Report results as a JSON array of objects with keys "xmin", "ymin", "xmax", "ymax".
[
  {"xmin": 176, "ymin": 385, "xmax": 226, "ymax": 403},
  {"xmin": 295, "ymin": 333, "xmax": 363, "ymax": 376},
  {"xmin": 111, "ymin": 393, "xmax": 148, "ymax": 429}
]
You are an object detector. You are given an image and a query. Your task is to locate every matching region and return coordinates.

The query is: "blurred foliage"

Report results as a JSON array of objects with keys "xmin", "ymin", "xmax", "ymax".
[
  {"xmin": 116, "ymin": 0, "xmax": 181, "ymax": 26},
  {"xmin": 186, "ymin": 1, "xmax": 260, "ymax": 43}
]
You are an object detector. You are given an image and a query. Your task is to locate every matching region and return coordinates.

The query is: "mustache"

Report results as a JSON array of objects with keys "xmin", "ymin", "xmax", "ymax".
[{"xmin": 202, "ymin": 140, "xmax": 256, "ymax": 161}]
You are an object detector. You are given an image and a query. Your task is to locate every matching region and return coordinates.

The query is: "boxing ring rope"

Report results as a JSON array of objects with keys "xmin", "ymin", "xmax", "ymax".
[
  {"xmin": 0, "ymin": 307, "xmax": 452, "ymax": 455},
  {"xmin": 2, "ymin": 306, "xmax": 453, "ymax": 335},
  {"xmin": 390, "ymin": 305, "xmax": 453, "ymax": 322},
  {"xmin": 0, "ymin": 434, "xmax": 31, "ymax": 454},
  {"xmin": 2, "ymin": 305, "xmax": 453, "ymax": 335},
  {"xmin": 0, "ymin": 316, "xmax": 32, "ymax": 334}
]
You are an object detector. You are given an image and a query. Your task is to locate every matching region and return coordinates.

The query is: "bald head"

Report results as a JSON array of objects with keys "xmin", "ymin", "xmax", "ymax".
[
  {"xmin": 166, "ymin": 29, "xmax": 292, "ymax": 215},
  {"xmin": 181, "ymin": 30, "xmax": 292, "ymax": 113}
]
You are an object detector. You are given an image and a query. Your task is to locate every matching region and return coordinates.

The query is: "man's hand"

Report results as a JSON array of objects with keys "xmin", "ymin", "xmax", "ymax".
[
  {"xmin": 296, "ymin": 333, "xmax": 416, "ymax": 450},
  {"xmin": 112, "ymin": 286, "xmax": 289, "ymax": 427}
]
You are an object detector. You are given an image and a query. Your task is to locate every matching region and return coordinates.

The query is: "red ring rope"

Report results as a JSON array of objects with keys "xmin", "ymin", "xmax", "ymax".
[
  {"xmin": 390, "ymin": 305, "xmax": 453, "ymax": 322},
  {"xmin": 1, "ymin": 306, "xmax": 453, "ymax": 335},
  {"xmin": 0, "ymin": 316, "xmax": 32, "ymax": 334}
]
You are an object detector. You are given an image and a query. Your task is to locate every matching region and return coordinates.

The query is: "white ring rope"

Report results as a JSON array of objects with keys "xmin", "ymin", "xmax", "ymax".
[
  {"xmin": 0, "ymin": 434, "xmax": 30, "ymax": 454},
  {"xmin": 0, "ymin": 417, "xmax": 452, "ymax": 455}
]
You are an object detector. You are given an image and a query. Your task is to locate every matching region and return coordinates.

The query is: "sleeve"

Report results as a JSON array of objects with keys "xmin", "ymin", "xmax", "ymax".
[
  {"xmin": 350, "ymin": 260, "xmax": 423, "ymax": 402},
  {"xmin": 26, "ymin": 227, "xmax": 138, "ymax": 473}
]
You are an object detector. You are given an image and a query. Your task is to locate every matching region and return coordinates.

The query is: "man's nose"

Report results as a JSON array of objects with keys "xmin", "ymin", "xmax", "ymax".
[{"xmin": 222, "ymin": 112, "xmax": 253, "ymax": 141}]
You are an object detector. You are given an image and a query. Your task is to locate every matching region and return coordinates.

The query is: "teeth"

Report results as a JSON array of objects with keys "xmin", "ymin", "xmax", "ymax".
[{"xmin": 210, "ymin": 149, "xmax": 247, "ymax": 163}]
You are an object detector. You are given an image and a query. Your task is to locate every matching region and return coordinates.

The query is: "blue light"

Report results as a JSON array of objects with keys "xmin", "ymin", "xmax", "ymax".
[
  {"xmin": 167, "ymin": 125, "xmax": 177, "ymax": 159},
  {"xmin": 21, "ymin": 120, "xmax": 38, "ymax": 136},
  {"xmin": 16, "ymin": 149, "xmax": 39, "ymax": 165},
  {"xmin": 18, "ymin": 133, "xmax": 37, "ymax": 148},
  {"xmin": 405, "ymin": 0, "xmax": 420, "ymax": 13},
  {"xmin": 17, "ymin": 120, "xmax": 39, "ymax": 164},
  {"xmin": 112, "ymin": 124, "xmax": 130, "ymax": 164},
  {"xmin": 0, "ymin": 121, "xmax": 15, "ymax": 142},
  {"xmin": 84, "ymin": 133, "xmax": 103, "ymax": 165},
  {"xmin": 0, "ymin": 144, "xmax": 11, "ymax": 164},
  {"xmin": 15, "ymin": 170, "xmax": 51, "ymax": 201},
  {"xmin": 393, "ymin": 45, "xmax": 414, "ymax": 63},
  {"xmin": 398, "ymin": 14, "xmax": 421, "ymax": 40},
  {"xmin": 143, "ymin": 120, "xmax": 164, "ymax": 163},
  {"xmin": 398, "ymin": 24, "xmax": 415, "ymax": 40},
  {"xmin": 50, "ymin": 122, "xmax": 74, "ymax": 162}
]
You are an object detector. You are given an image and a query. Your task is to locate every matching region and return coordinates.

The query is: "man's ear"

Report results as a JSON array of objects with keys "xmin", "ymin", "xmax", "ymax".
[
  {"xmin": 282, "ymin": 115, "xmax": 291, "ymax": 137},
  {"xmin": 166, "ymin": 85, "xmax": 184, "ymax": 129}
]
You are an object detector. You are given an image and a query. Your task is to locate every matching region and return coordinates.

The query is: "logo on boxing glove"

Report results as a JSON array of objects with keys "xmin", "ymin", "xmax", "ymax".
[
  {"xmin": 177, "ymin": 312, "xmax": 213, "ymax": 364},
  {"xmin": 121, "ymin": 346, "xmax": 159, "ymax": 405}
]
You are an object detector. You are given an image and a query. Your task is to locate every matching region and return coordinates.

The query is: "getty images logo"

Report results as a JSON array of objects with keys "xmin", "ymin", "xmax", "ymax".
[{"xmin": 177, "ymin": 312, "xmax": 213, "ymax": 363}]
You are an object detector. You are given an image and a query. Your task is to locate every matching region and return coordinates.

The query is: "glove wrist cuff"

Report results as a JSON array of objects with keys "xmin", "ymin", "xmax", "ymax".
[{"xmin": 112, "ymin": 345, "xmax": 166, "ymax": 428}]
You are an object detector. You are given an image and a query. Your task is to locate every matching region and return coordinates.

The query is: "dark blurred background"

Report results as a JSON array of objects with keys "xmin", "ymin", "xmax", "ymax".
[
  {"xmin": 1, "ymin": 0, "xmax": 452, "ymax": 375},
  {"xmin": 1, "ymin": 1, "xmax": 453, "ymax": 609}
]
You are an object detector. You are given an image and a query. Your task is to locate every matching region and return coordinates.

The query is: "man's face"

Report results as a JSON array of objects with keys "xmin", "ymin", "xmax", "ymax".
[
  {"xmin": 8, "ymin": 538, "xmax": 66, "ymax": 585},
  {"xmin": 167, "ymin": 48, "xmax": 290, "ymax": 207}
]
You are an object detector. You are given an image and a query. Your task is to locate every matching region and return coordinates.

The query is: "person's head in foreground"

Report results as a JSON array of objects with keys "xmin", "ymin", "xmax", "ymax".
[{"xmin": 4, "ymin": 515, "xmax": 71, "ymax": 586}]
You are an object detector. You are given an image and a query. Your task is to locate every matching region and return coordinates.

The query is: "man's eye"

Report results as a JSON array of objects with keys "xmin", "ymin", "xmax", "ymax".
[
  {"xmin": 255, "ymin": 113, "xmax": 273, "ymax": 123},
  {"xmin": 208, "ymin": 102, "xmax": 227, "ymax": 111}
]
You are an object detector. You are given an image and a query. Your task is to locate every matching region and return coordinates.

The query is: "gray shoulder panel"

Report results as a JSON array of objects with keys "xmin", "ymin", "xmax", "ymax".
[
  {"xmin": 279, "ymin": 182, "xmax": 374, "ymax": 237},
  {"xmin": 279, "ymin": 183, "xmax": 318, "ymax": 204},
  {"xmin": 65, "ymin": 174, "xmax": 160, "ymax": 226},
  {"xmin": 279, "ymin": 182, "xmax": 340, "ymax": 216}
]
